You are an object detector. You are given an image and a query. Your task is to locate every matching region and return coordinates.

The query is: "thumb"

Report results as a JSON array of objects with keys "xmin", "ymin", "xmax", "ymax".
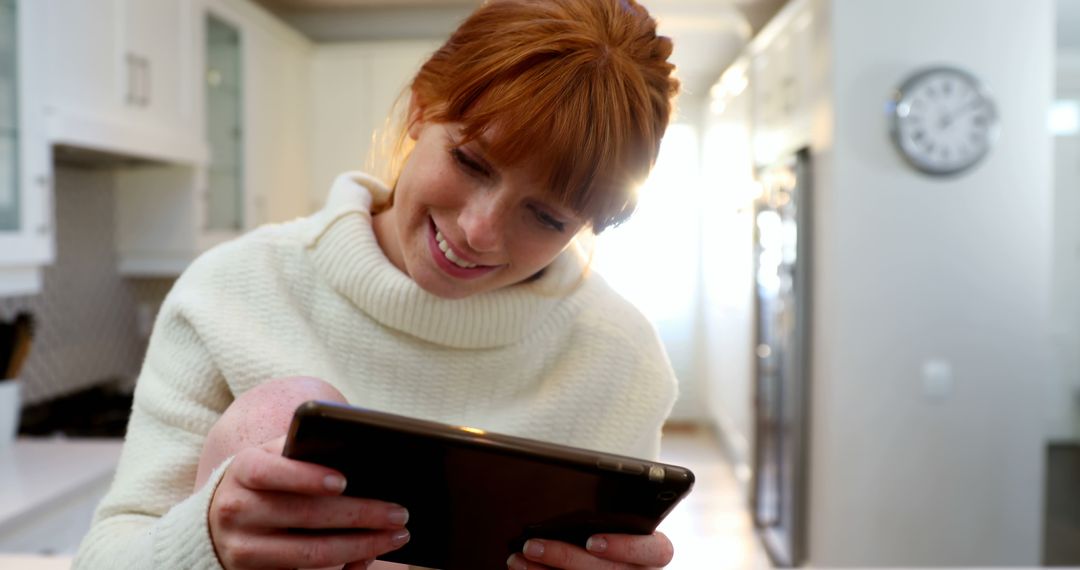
[{"xmin": 261, "ymin": 434, "xmax": 289, "ymax": 455}]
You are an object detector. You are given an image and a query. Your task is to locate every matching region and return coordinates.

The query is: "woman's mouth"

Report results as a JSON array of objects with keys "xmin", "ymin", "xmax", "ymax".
[
  {"xmin": 435, "ymin": 230, "xmax": 477, "ymax": 268},
  {"xmin": 427, "ymin": 218, "xmax": 500, "ymax": 279}
]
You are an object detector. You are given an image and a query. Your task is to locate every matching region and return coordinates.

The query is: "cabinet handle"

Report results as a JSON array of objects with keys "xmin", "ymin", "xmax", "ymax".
[
  {"xmin": 142, "ymin": 57, "xmax": 151, "ymax": 107},
  {"xmin": 126, "ymin": 53, "xmax": 138, "ymax": 106},
  {"xmin": 36, "ymin": 175, "xmax": 52, "ymax": 235}
]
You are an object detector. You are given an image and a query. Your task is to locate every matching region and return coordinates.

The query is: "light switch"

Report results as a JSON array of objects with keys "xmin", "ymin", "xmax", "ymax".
[{"xmin": 922, "ymin": 359, "xmax": 953, "ymax": 401}]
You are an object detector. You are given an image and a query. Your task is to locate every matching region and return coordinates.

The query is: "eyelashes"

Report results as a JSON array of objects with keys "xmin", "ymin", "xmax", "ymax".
[
  {"xmin": 529, "ymin": 206, "xmax": 566, "ymax": 232},
  {"xmin": 449, "ymin": 146, "xmax": 567, "ymax": 233},
  {"xmin": 450, "ymin": 147, "xmax": 489, "ymax": 178}
]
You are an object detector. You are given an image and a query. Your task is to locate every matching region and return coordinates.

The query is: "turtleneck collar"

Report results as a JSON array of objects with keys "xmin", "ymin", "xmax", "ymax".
[{"xmin": 301, "ymin": 172, "xmax": 597, "ymax": 349}]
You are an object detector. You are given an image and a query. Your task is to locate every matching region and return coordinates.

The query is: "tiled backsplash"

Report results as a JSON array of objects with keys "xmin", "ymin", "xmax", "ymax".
[{"xmin": 0, "ymin": 166, "xmax": 175, "ymax": 405}]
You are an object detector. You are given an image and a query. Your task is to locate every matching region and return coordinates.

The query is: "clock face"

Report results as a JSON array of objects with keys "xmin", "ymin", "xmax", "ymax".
[{"xmin": 889, "ymin": 66, "xmax": 999, "ymax": 176}]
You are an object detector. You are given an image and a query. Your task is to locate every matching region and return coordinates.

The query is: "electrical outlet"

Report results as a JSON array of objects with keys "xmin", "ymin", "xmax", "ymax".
[{"xmin": 922, "ymin": 359, "xmax": 953, "ymax": 401}]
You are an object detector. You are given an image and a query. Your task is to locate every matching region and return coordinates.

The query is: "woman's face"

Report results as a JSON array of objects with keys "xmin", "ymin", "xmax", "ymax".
[{"xmin": 373, "ymin": 117, "xmax": 586, "ymax": 300}]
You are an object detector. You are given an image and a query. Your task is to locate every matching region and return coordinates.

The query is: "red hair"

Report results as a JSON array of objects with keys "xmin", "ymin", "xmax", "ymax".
[{"xmin": 391, "ymin": 0, "xmax": 679, "ymax": 233}]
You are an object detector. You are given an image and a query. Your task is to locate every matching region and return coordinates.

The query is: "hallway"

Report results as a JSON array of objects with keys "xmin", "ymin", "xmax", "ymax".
[{"xmin": 658, "ymin": 425, "xmax": 772, "ymax": 570}]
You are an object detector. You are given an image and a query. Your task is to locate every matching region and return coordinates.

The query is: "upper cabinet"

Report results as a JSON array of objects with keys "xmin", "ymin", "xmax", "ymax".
[
  {"xmin": 44, "ymin": 0, "xmax": 206, "ymax": 164},
  {"xmin": 121, "ymin": 0, "xmax": 191, "ymax": 136},
  {"xmin": 0, "ymin": 0, "xmax": 54, "ymax": 296},
  {"xmin": 113, "ymin": 0, "xmax": 312, "ymax": 276},
  {"xmin": 748, "ymin": 1, "xmax": 819, "ymax": 166},
  {"xmin": 204, "ymin": 13, "xmax": 244, "ymax": 232}
]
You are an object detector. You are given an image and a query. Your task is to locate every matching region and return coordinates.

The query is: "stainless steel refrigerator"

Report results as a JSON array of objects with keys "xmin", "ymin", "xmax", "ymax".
[{"xmin": 751, "ymin": 148, "xmax": 812, "ymax": 567}]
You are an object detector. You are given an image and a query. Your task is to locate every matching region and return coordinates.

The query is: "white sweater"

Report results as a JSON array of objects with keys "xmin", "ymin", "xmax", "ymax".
[{"xmin": 74, "ymin": 172, "xmax": 677, "ymax": 569}]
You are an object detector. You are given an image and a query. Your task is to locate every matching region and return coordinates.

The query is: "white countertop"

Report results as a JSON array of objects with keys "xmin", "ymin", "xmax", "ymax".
[
  {"xmin": 0, "ymin": 437, "xmax": 123, "ymax": 529},
  {"xmin": 0, "ymin": 554, "xmax": 73, "ymax": 569}
]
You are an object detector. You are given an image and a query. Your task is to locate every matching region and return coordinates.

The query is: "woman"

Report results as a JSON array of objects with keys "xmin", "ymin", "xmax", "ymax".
[{"xmin": 75, "ymin": 0, "xmax": 681, "ymax": 568}]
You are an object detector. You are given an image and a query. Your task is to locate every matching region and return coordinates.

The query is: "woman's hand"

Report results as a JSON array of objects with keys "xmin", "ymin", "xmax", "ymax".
[
  {"xmin": 208, "ymin": 435, "xmax": 411, "ymax": 570},
  {"xmin": 506, "ymin": 532, "xmax": 675, "ymax": 569}
]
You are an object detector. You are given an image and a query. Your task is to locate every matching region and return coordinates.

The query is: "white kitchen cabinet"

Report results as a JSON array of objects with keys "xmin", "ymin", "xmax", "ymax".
[
  {"xmin": 114, "ymin": 0, "xmax": 312, "ymax": 276},
  {"xmin": 749, "ymin": 1, "xmax": 817, "ymax": 167},
  {"xmin": 0, "ymin": 0, "xmax": 54, "ymax": 297},
  {"xmin": 245, "ymin": 6, "xmax": 312, "ymax": 224},
  {"xmin": 309, "ymin": 40, "xmax": 439, "ymax": 210},
  {"xmin": 121, "ymin": 0, "xmax": 192, "ymax": 135},
  {"xmin": 44, "ymin": 0, "xmax": 205, "ymax": 164}
]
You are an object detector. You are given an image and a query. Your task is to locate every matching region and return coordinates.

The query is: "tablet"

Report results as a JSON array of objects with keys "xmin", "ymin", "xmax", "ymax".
[{"xmin": 282, "ymin": 401, "xmax": 695, "ymax": 570}]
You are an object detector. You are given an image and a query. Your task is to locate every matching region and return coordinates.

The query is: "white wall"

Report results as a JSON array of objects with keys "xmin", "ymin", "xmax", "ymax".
[
  {"xmin": 805, "ymin": 0, "xmax": 1054, "ymax": 565},
  {"xmin": 307, "ymin": 41, "xmax": 440, "ymax": 210},
  {"xmin": 699, "ymin": 77, "xmax": 757, "ymax": 480},
  {"xmin": 1048, "ymin": 49, "xmax": 1080, "ymax": 441}
]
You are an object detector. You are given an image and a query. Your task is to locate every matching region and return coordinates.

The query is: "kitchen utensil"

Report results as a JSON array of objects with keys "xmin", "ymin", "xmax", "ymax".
[{"xmin": 4, "ymin": 313, "xmax": 33, "ymax": 380}]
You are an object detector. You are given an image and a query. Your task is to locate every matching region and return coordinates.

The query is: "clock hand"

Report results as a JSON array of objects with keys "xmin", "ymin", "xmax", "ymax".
[{"xmin": 940, "ymin": 99, "xmax": 982, "ymax": 129}]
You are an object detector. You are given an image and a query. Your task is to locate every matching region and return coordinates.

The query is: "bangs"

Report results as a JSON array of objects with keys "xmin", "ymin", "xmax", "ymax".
[
  {"xmin": 407, "ymin": 0, "xmax": 678, "ymax": 231},
  {"xmin": 456, "ymin": 60, "xmax": 656, "ymax": 231}
]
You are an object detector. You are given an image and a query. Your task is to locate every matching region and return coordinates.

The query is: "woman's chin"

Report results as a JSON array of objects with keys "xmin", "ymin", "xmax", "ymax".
[{"xmin": 411, "ymin": 267, "xmax": 485, "ymax": 300}]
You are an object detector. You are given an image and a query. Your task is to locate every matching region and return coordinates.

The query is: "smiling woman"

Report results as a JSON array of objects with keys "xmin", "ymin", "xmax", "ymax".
[{"xmin": 74, "ymin": 2, "xmax": 686, "ymax": 570}]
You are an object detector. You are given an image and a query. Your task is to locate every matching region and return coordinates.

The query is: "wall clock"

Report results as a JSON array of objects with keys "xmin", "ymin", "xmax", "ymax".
[{"xmin": 889, "ymin": 66, "xmax": 999, "ymax": 176}]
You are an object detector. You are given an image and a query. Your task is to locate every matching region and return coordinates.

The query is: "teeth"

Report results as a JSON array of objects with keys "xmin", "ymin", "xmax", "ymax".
[{"xmin": 435, "ymin": 230, "xmax": 478, "ymax": 269}]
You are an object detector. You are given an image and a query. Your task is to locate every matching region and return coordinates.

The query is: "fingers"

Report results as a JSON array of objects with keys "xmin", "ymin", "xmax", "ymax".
[
  {"xmin": 217, "ymin": 490, "xmax": 409, "ymax": 530},
  {"xmin": 511, "ymin": 540, "xmax": 622, "ymax": 570},
  {"xmin": 512, "ymin": 532, "xmax": 674, "ymax": 569},
  {"xmin": 506, "ymin": 553, "xmax": 555, "ymax": 570},
  {"xmin": 215, "ymin": 528, "xmax": 410, "ymax": 570},
  {"xmin": 584, "ymin": 532, "xmax": 674, "ymax": 567},
  {"xmin": 210, "ymin": 441, "xmax": 413, "ymax": 569},
  {"xmin": 233, "ymin": 444, "xmax": 348, "ymax": 496}
]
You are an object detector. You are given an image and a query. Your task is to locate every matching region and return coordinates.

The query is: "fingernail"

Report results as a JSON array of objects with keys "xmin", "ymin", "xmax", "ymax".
[
  {"xmin": 324, "ymin": 474, "xmax": 347, "ymax": 492},
  {"xmin": 523, "ymin": 539, "xmax": 545, "ymax": 558},
  {"xmin": 388, "ymin": 507, "xmax": 410, "ymax": 526},
  {"xmin": 506, "ymin": 554, "xmax": 527, "ymax": 570},
  {"xmin": 586, "ymin": 536, "xmax": 608, "ymax": 553},
  {"xmin": 392, "ymin": 529, "xmax": 411, "ymax": 547}
]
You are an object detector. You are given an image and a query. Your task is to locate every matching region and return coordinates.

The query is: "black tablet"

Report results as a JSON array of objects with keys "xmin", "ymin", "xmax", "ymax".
[{"xmin": 282, "ymin": 401, "xmax": 695, "ymax": 570}]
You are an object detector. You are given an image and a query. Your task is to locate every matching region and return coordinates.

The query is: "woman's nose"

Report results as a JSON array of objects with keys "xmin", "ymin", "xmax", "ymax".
[{"xmin": 457, "ymin": 196, "xmax": 506, "ymax": 254}]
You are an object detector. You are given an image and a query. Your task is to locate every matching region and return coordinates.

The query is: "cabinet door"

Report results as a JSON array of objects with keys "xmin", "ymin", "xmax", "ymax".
[
  {"xmin": 204, "ymin": 12, "xmax": 243, "ymax": 232},
  {"xmin": 43, "ymin": 0, "xmax": 120, "ymax": 122},
  {"xmin": 121, "ymin": 0, "xmax": 191, "ymax": 132},
  {"xmin": 246, "ymin": 22, "xmax": 309, "ymax": 224},
  {"xmin": 0, "ymin": 0, "xmax": 53, "ymax": 270}
]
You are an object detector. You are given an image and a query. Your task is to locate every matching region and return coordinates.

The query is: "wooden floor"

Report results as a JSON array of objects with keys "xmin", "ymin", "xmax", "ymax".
[{"xmin": 658, "ymin": 424, "xmax": 772, "ymax": 570}]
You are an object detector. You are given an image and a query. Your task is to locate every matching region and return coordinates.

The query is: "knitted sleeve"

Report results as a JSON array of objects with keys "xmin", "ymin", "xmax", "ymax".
[
  {"xmin": 622, "ymin": 325, "xmax": 678, "ymax": 460},
  {"xmin": 73, "ymin": 281, "xmax": 233, "ymax": 569}
]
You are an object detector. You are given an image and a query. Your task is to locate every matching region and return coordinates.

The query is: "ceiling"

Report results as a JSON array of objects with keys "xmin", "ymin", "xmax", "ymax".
[{"xmin": 253, "ymin": 0, "xmax": 788, "ymax": 104}]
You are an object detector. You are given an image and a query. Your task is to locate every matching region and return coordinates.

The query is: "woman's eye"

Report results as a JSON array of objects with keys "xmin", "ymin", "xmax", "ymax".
[
  {"xmin": 451, "ymin": 148, "xmax": 488, "ymax": 178},
  {"xmin": 530, "ymin": 206, "xmax": 566, "ymax": 232}
]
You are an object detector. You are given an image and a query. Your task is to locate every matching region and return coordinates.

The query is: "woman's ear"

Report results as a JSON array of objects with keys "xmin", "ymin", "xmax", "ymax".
[{"xmin": 406, "ymin": 90, "xmax": 425, "ymax": 141}]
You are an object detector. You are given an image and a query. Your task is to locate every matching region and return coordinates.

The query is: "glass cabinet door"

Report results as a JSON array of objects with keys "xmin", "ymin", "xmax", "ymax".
[
  {"xmin": 0, "ymin": 0, "xmax": 19, "ymax": 233},
  {"xmin": 205, "ymin": 14, "xmax": 243, "ymax": 232}
]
